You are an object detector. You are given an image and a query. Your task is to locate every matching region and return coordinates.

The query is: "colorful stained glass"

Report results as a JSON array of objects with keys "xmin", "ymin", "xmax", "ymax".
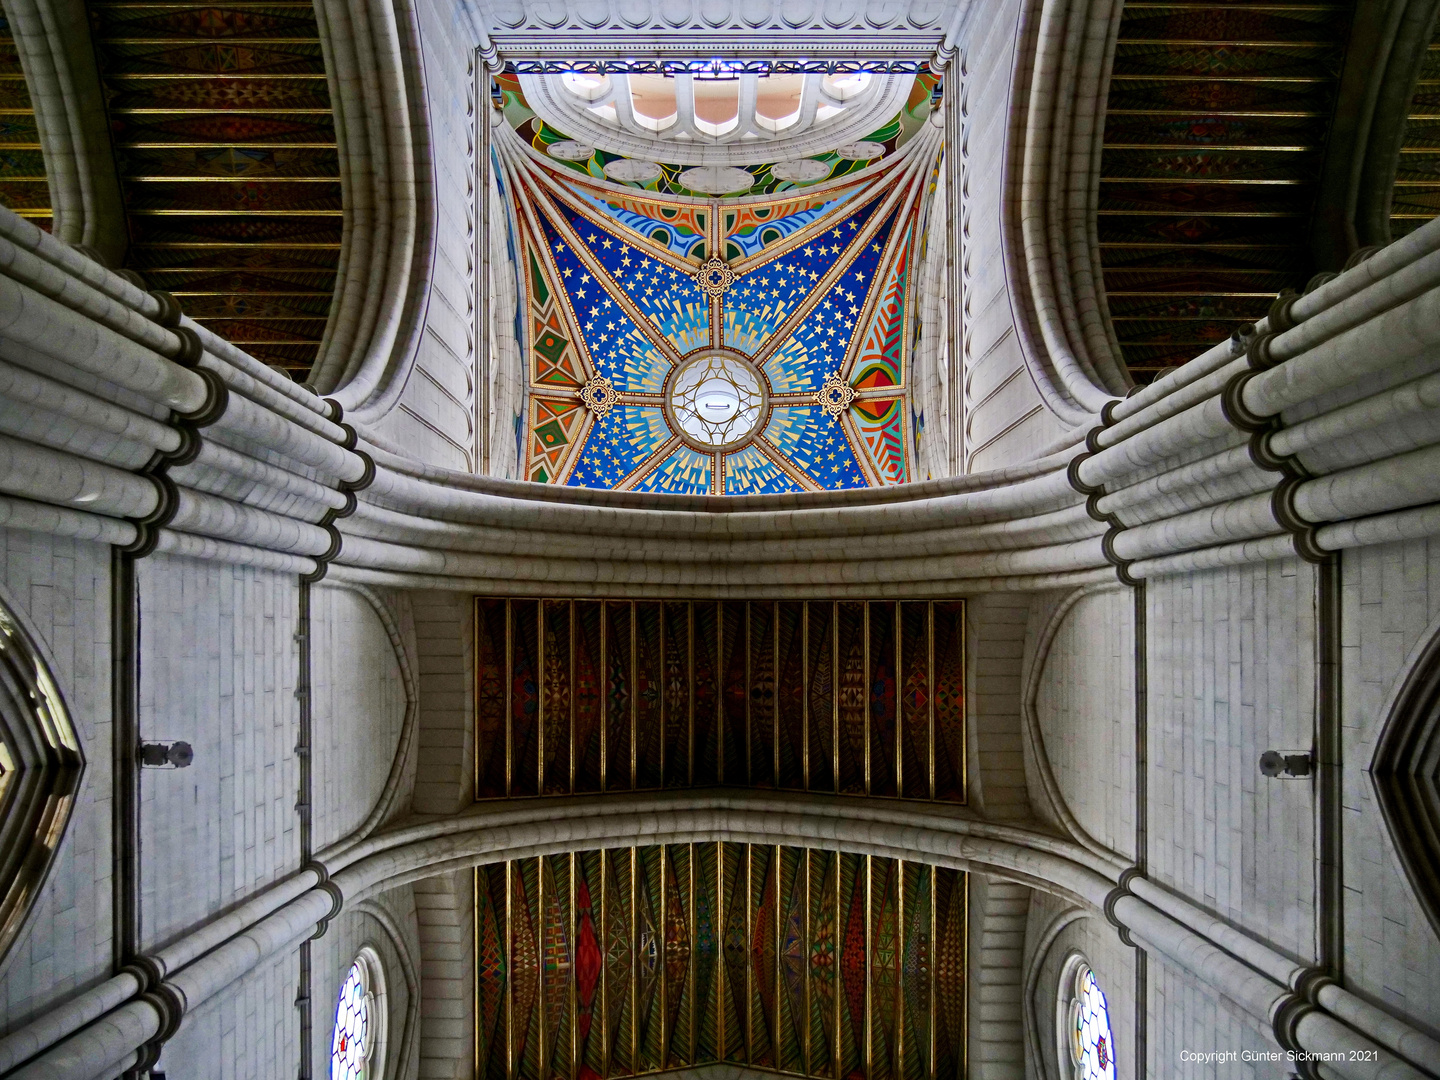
[
  {"xmin": 1070, "ymin": 965, "xmax": 1117, "ymax": 1080},
  {"xmin": 330, "ymin": 961, "xmax": 371, "ymax": 1080}
]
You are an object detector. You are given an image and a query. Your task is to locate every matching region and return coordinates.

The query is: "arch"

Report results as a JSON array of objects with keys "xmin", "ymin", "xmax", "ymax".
[
  {"xmin": 325, "ymin": 792, "xmax": 1118, "ymax": 914},
  {"xmin": 1371, "ymin": 616, "xmax": 1440, "ymax": 940},
  {"xmin": 0, "ymin": 591, "xmax": 83, "ymax": 973},
  {"xmin": 516, "ymin": 71, "xmax": 914, "ymax": 166},
  {"xmin": 1021, "ymin": 904, "xmax": 1087, "ymax": 1080},
  {"xmin": 352, "ymin": 900, "xmax": 422, "ymax": 1080}
]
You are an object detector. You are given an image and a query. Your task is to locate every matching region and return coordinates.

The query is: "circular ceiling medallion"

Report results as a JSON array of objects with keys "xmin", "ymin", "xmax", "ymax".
[
  {"xmin": 771, "ymin": 159, "xmax": 831, "ymax": 183},
  {"xmin": 835, "ymin": 141, "xmax": 886, "ymax": 161},
  {"xmin": 602, "ymin": 158, "xmax": 663, "ymax": 183},
  {"xmin": 546, "ymin": 140, "xmax": 596, "ymax": 161},
  {"xmin": 666, "ymin": 351, "xmax": 768, "ymax": 451},
  {"xmin": 677, "ymin": 165, "xmax": 756, "ymax": 195}
]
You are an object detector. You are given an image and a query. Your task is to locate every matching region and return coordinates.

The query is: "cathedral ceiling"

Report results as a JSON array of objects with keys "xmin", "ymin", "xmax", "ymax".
[
  {"xmin": 1099, "ymin": 0, "xmax": 1354, "ymax": 380},
  {"xmin": 85, "ymin": 0, "xmax": 341, "ymax": 376},
  {"xmin": 500, "ymin": 73, "xmax": 939, "ymax": 494},
  {"xmin": 0, "ymin": 12, "xmax": 50, "ymax": 230},
  {"xmin": 1393, "ymin": 17, "xmax": 1440, "ymax": 238},
  {"xmin": 474, "ymin": 846, "xmax": 969, "ymax": 1080}
]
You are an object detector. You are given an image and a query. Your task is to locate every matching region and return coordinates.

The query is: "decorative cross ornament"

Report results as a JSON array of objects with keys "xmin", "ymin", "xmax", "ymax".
[
  {"xmin": 580, "ymin": 374, "xmax": 618, "ymax": 417},
  {"xmin": 815, "ymin": 372, "xmax": 856, "ymax": 417},
  {"xmin": 694, "ymin": 255, "xmax": 737, "ymax": 298}
]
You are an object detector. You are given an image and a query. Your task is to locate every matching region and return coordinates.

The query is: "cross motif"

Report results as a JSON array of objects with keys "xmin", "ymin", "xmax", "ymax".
[
  {"xmin": 580, "ymin": 374, "xmax": 617, "ymax": 417},
  {"xmin": 815, "ymin": 372, "xmax": 856, "ymax": 418},
  {"xmin": 693, "ymin": 255, "xmax": 737, "ymax": 298}
]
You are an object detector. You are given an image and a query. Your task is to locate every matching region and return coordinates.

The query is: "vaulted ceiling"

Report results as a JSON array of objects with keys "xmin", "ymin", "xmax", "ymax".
[
  {"xmin": 8, "ymin": 1, "xmax": 1440, "ymax": 402},
  {"xmin": 500, "ymin": 76, "xmax": 939, "ymax": 495}
]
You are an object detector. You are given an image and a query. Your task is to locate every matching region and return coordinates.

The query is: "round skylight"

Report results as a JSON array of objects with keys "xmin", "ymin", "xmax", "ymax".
[{"xmin": 667, "ymin": 352, "xmax": 767, "ymax": 450}]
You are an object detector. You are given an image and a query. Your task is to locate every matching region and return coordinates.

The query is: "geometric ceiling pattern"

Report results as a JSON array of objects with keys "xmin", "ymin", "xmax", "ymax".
[
  {"xmin": 474, "ymin": 847, "xmax": 969, "ymax": 1080},
  {"xmin": 85, "ymin": 0, "xmax": 342, "ymax": 375},
  {"xmin": 503, "ymin": 127, "xmax": 938, "ymax": 494},
  {"xmin": 0, "ymin": 11, "xmax": 51, "ymax": 230},
  {"xmin": 1098, "ymin": 0, "xmax": 1353, "ymax": 380},
  {"xmin": 474, "ymin": 598, "xmax": 967, "ymax": 801},
  {"xmin": 1393, "ymin": 19, "xmax": 1440, "ymax": 239}
]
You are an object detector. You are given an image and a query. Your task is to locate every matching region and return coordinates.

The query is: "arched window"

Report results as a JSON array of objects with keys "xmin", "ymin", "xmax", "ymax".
[
  {"xmin": 1058, "ymin": 956, "xmax": 1115, "ymax": 1080},
  {"xmin": 331, "ymin": 949, "xmax": 387, "ymax": 1079}
]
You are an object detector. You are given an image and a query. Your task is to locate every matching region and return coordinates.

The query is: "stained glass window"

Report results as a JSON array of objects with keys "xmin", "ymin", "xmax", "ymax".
[
  {"xmin": 1068, "ymin": 963, "xmax": 1116, "ymax": 1080},
  {"xmin": 331, "ymin": 960, "xmax": 371, "ymax": 1080}
]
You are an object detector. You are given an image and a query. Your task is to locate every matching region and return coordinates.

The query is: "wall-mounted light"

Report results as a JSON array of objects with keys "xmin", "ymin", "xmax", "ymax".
[
  {"xmin": 139, "ymin": 741, "xmax": 193, "ymax": 769},
  {"xmin": 1259, "ymin": 749, "xmax": 1311, "ymax": 779}
]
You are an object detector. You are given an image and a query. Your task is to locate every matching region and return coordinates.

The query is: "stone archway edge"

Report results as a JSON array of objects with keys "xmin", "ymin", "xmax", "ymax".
[{"xmin": 5, "ymin": 792, "xmax": 1438, "ymax": 1079}]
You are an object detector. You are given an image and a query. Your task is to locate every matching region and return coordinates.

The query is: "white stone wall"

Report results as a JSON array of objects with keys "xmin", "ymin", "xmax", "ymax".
[
  {"xmin": 370, "ymin": 0, "xmax": 479, "ymax": 471},
  {"xmin": 411, "ymin": 591, "xmax": 475, "ymax": 814},
  {"xmin": 967, "ymin": 593, "xmax": 1032, "ymax": 821},
  {"xmin": 969, "ymin": 875, "xmax": 1030, "ymax": 1080},
  {"xmin": 0, "ymin": 529, "xmax": 112, "ymax": 1034},
  {"xmin": 1031, "ymin": 587, "xmax": 1136, "ymax": 859},
  {"xmin": 1145, "ymin": 953, "xmax": 1274, "ymax": 1079},
  {"xmin": 156, "ymin": 946, "xmax": 299, "ymax": 1079},
  {"xmin": 1338, "ymin": 538, "xmax": 1440, "ymax": 1035},
  {"xmin": 957, "ymin": 0, "xmax": 1071, "ymax": 472},
  {"xmin": 135, "ymin": 554, "xmax": 302, "ymax": 950},
  {"xmin": 1146, "ymin": 559, "xmax": 1319, "ymax": 961},
  {"xmin": 311, "ymin": 584, "xmax": 413, "ymax": 850},
  {"xmin": 414, "ymin": 869, "xmax": 474, "ymax": 1080}
]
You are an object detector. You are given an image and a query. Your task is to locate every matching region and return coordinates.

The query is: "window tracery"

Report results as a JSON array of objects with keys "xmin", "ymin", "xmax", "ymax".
[
  {"xmin": 332, "ymin": 951, "xmax": 387, "ymax": 1080},
  {"xmin": 331, "ymin": 961, "xmax": 371, "ymax": 1079},
  {"xmin": 1060, "ymin": 959, "xmax": 1115, "ymax": 1080}
]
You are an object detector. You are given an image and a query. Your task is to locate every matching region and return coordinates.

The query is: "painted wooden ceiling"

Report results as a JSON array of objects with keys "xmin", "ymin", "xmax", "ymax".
[
  {"xmin": 0, "ymin": 11, "xmax": 51, "ymax": 231},
  {"xmin": 1099, "ymin": 0, "xmax": 1354, "ymax": 381},
  {"xmin": 85, "ymin": 0, "xmax": 341, "ymax": 376},
  {"xmin": 1393, "ymin": 18, "xmax": 1440, "ymax": 238}
]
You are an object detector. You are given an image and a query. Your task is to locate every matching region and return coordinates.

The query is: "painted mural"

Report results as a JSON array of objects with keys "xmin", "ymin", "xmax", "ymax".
[{"xmin": 499, "ymin": 119, "xmax": 939, "ymax": 494}]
